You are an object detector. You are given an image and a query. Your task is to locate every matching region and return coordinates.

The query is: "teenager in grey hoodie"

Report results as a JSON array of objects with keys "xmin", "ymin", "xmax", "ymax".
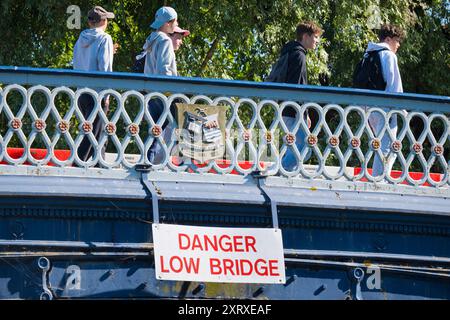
[
  {"xmin": 72, "ymin": 6, "xmax": 115, "ymax": 163},
  {"xmin": 143, "ymin": 32, "xmax": 177, "ymax": 76},
  {"xmin": 366, "ymin": 24, "xmax": 405, "ymax": 177},
  {"xmin": 143, "ymin": 6, "xmax": 178, "ymax": 76},
  {"xmin": 73, "ymin": 6, "xmax": 115, "ymax": 73},
  {"xmin": 144, "ymin": 7, "xmax": 179, "ymax": 163}
]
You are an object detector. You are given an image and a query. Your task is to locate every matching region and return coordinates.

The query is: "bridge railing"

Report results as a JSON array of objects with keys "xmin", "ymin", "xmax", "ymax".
[{"xmin": 0, "ymin": 67, "xmax": 449, "ymax": 190}]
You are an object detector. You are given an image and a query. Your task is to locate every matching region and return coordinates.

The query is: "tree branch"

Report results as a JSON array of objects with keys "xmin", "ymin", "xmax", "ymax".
[{"xmin": 198, "ymin": 38, "xmax": 219, "ymax": 77}]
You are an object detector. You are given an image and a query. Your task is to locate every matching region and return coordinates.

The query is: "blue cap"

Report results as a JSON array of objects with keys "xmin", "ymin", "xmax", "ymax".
[{"xmin": 150, "ymin": 6, "xmax": 178, "ymax": 29}]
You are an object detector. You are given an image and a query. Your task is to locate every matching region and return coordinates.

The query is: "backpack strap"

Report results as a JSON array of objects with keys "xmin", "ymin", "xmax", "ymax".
[{"xmin": 366, "ymin": 48, "xmax": 389, "ymax": 57}]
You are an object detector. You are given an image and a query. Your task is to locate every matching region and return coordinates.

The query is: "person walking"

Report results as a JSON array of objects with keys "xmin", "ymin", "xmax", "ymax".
[
  {"xmin": 357, "ymin": 24, "xmax": 405, "ymax": 177},
  {"xmin": 72, "ymin": 6, "xmax": 116, "ymax": 163},
  {"xmin": 142, "ymin": 6, "xmax": 179, "ymax": 163},
  {"xmin": 268, "ymin": 21, "xmax": 323, "ymax": 170}
]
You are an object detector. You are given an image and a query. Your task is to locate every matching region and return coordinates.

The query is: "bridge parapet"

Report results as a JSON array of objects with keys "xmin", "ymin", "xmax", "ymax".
[{"xmin": 0, "ymin": 66, "xmax": 449, "ymax": 194}]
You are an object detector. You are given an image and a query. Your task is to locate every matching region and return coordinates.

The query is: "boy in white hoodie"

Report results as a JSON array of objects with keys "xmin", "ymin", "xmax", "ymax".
[
  {"xmin": 143, "ymin": 6, "xmax": 179, "ymax": 163},
  {"xmin": 73, "ymin": 6, "xmax": 115, "ymax": 163},
  {"xmin": 364, "ymin": 24, "xmax": 405, "ymax": 177}
]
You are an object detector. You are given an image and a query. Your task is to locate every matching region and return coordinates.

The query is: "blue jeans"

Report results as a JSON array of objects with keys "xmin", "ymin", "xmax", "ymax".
[
  {"xmin": 369, "ymin": 113, "xmax": 398, "ymax": 177},
  {"xmin": 147, "ymin": 99, "xmax": 174, "ymax": 163},
  {"xmin": 77, "ymin": 94, "xmax": 108, "ymax": 162},
  {"xmin": 281, "ymin": 116, "xmax": 311, "ymax": 171}
]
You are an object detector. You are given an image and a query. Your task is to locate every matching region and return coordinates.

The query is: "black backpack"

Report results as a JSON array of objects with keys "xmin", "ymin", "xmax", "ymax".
[
  {"xmin": 133, "ymin": 51, "xmax": 146, "ymax": 73},
  {"xmin": 353, "ymin": 48, "xmax": 388, "ymax": 90},
  {"xmin": 265, "ymin": 52, "xmax": 289, "ymax": 83}
]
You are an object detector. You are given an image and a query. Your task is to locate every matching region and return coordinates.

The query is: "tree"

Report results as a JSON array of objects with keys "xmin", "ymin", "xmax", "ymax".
[{"xmin": 0, "ymin": 0, "xmax": 447, "ymax": 95}]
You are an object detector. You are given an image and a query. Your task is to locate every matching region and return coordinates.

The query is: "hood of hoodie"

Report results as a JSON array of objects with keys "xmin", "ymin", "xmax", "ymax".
[
  {"xmin": 143, "ymin": 31, "xmax": 168, "ymax": 52},
  {"xmin": 365, "ymin": 42, "xmax": 391, "ymax": 53},
  {"xmin": 281, "ymin": 40, "xmax": 307, "ymax": 56},
  {"xmin": 77, "ymin": 28, "xmax": 107, "ymax": 48}
]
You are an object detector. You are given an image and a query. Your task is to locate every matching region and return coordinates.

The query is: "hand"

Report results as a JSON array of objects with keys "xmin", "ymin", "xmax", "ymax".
[
  {"xmin": 113, "ymin": 43, "xmax": 120, "ymax": 55},
  {"xmin": 104, "ymin": 96, "xmax": 110, "ymax": 112},
  {"xmin": 204, "ymin": 120, "xmax": 219, "ymax": 129}
]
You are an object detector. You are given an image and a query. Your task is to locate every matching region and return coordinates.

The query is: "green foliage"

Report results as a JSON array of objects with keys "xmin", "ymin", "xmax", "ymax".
[{"xmin": 0, "ymin": 0, "xmax": 447, "ymax": 94}]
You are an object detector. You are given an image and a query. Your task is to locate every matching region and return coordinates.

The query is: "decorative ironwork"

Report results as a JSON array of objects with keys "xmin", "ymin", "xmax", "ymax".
[
  {"xmin": 391, "ymin": 140, "xmax": 402, "ymax": 153},
  {"xmin": 329, "ymin": 136, "xmax": 339, "ymax": 148},
  {"xmin": 9, "ymin": 118, "xmax": 22, "ymax": 130},
  {"xmin": 285, "ymin": 133, "xmax": 296, "ymax": 146},
  {"xmin": 264, "ymin": 132, "xmax": 272, "ymax": 143},
  {"xmin": 0, "ymin": 71, "xmax": 448, "ymax": 189},
  {"xmin": 371, "ymin": 139, "xmax": 381, "ymax": 151},
  {"xmin": 242, "ymin": 130, "xmax": 252, "ymax": 142},
  {"xmin": 105, "ymin": 122, "xmax": 116, "ymax": 135},
  {"xmin": 151, "ymin": 125, "xmax": 162, "ymax": 137},
  {"xmin": 176, "ymin": 103, "xmax": 227, "ymax": 162},
  {"xmin": 128, "ymin": 123, "xmax": 140, "ymax": 136},
  {"xmin": 81, "ymin": 121, "xmax": 93, "ymax": 134},
  {"xmin": 433, "ymin": 145, "xmax": 444, "ymax": 156},
  {"xmin": 307, "ymin": 134, "xmax": 318, "ymax": 147},
  {"xmin": 33, "ymin": 119, "xmax": 46, "ymax": 132},
  {"xmin": 57, "ymin": 120, "xmax": 70, "ymax": 134},
  {"xmin": 412, "ymin": 143, "xmax": 423, "ymax": 154},
  {"xmin": 350, "ymin": 137, "xmax": 361, "ymax": 149}
]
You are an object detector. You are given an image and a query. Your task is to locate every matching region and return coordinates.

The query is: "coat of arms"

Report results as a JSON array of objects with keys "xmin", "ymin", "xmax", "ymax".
[{"xmin": 175, "ymin": 103, "xmax": 227, "ymax": 162}]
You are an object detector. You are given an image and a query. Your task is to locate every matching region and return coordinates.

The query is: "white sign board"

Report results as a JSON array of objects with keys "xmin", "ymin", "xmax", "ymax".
[{"xmin": 152, "ymin": 223, "xmax": 286, "ymax": 284}]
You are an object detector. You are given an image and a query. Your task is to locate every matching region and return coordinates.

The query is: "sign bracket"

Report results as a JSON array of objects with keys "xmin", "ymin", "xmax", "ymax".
[
  {"xmin": 252, "ymin": 171, "xmax": 279, "ymax": 229},
  {"xmin": 135, "ymin": 164, "xmax": 160, "ymax": 224}
]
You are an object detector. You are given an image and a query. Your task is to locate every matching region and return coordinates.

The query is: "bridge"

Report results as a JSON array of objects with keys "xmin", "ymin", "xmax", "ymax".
[{"xmin": 0, "ymin": 66, "xmax": 449, "ymax": 299}]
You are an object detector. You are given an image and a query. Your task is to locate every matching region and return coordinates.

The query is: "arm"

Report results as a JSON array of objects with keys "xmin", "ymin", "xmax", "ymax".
[
  {"xmin": 97, "ymin": 35, "xmax": 114, "ymax": 72},
  {"xmin": 97, "ymin": 35, "xmax": 114, "ymax": 108},
  {"xmin": 381, "ymin": 51, "xmax": 403, "ymax": 93},
  {"xmin": 156, "ymin": 38, "xmax": 176, "ymax": 76},
  {"xmin": 286, "ymin": 50, "xmax": 307, "ymax": 85}
]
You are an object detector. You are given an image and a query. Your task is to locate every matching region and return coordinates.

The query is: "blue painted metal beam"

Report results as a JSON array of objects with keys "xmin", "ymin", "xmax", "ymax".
[{"xmin": 0, "ymin": 66, "xmax": 448, "ymax": 112}]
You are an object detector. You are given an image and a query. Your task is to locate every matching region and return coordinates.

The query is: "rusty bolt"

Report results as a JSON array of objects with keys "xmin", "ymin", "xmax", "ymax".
[
  {"xmin": 350, "ymin": 137, "xmax": 360, "ymax": 149},
  {"xmin": 81, "ymin": 121, "xmax": 93, "ymax": 134},
  {"xmin": 285, "ymin": 133, "xmax": 296, "ymax": 145},
  {"xmin": 242, "ymin": 130, "xmax": 251, "ymax": 142},
  {"xmin": 57, "ymin": 120, "xmax": 70, "ymax": 133},
  {"xmin": 264, "ymin": 131, "xmax": 272, "ymax": 143},
  {"xmin": 433, "ymin": 144, "xmax": 444, "ymax": 156},
  {"xmin": 151, "ymin": 125, "xmax": 162, "ymax": 137},
  {"xmin": 9, "ymin": 118, "xmax": 22, "ymax": 130},
  {"xmin": 307, "ymin": 134, "xmax": 318, "ymax": 146},
  {"xmin": 391, "ymin": 140, "xmax": 402, "ymax": 153},
  {"xmin": 329, "ymin": 135, "xmax": 339, "ymax": 148},
  {"xmin": 412, "ymin": 142, "xmax": 423, "ymax": 154},
  {"xmin": 371, "ymin": 138, "xmax": 381, "ymax": 150},
  {"xmin": 33, "ymin": 119, "xmax": 46, "ymax": 132},
  {"xmin": 128, "ymin": 123, "xmax": 140, "ymax": 136},
  {"xmin": 105, "ymin": 122, "xmax": 116, "ymax": 135}
]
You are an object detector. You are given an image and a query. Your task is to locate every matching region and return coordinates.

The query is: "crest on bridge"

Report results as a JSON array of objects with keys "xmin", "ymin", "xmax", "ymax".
[{"xmin": 175, "ymin": 103, "xmax": 227, "ymax": 162}]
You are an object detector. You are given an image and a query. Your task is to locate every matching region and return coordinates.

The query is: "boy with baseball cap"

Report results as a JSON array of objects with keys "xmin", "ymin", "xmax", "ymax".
[
  {"xmin": 73, "ymin": 6, "xmax": 115, "ymax": 73},
  {"xmin": 142, "ymin": 6, "xmax": 181, "ymax": 163},
  {"xmin": 169, "ymin": 26, "xmax": 190, "ymax": 51},
  {"xmin": 73, "ymin": 6, "xmax": 115, "ymax": 163},
  {"xmin": 143, "ymin": 6, "xmax": 179, "ymax": 76}
]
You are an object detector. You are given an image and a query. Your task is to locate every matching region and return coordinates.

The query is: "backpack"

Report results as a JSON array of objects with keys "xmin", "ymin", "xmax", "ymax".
[
  {"xmin": 265, "ymin": 52, "xmax": 289, "ymax": 83},
  {"xmin": 133, "ymin": 51, "xmax": 146, "ymax": 73},
  {"xmin": 353, "ymin": 48, "xmax": 388, "ymax": 90}
]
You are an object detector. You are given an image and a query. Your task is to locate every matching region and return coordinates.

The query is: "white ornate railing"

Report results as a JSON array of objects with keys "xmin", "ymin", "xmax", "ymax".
[{"xmin": 0, "ymin": 67, "xmax": 449, "ymax": 190}]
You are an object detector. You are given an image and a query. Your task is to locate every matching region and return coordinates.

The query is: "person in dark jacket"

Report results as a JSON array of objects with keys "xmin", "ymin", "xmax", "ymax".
[{"xmin": 280, "ymin": 21, "xmax": 323, "ymax": 171}]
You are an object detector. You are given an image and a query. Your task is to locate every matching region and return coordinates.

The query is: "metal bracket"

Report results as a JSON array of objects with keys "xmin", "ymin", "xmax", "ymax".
[
  {"xmin": 37, "ymin": 256, "xmax": 53, "ymax": 300},
  {"xmin": 135, "ymin": 164, "xmax": 160, "ymax": 224},
  {"xmin": 252, "ymin": 170, "xmax": 279, "ymax": 229},
  {"xmin": 353, "ymin": 267, "xmax": 365, "ymax": 300}
]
